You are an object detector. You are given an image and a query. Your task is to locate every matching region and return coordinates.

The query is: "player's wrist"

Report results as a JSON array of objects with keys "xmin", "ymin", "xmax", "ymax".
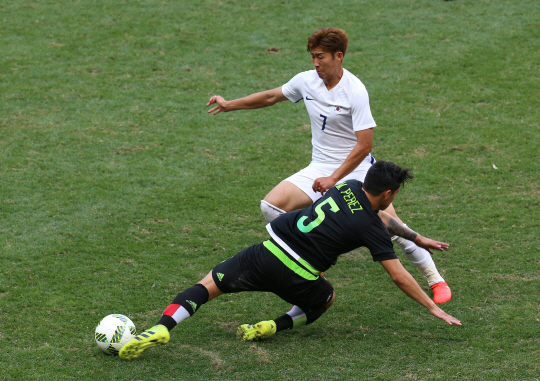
[
  {"xmin": 428, "ymin": 303, "xmax": 443, "ymax": 315},
  {"xmin": 413, "ymin": 233, "xmax": 423, "ymax": 245},
  {"xmin": 329, "ymin": 174, "xmax": 340, "ymax": 184},
  {"xmin": 221, "ymin": 100, "xmax": 233, "ymax": 112}
]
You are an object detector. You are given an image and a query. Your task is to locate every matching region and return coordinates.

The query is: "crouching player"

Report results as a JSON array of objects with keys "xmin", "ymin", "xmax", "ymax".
[{"xmin": 119, "ymin": 161, "xmax": 461, "ymax": 360}]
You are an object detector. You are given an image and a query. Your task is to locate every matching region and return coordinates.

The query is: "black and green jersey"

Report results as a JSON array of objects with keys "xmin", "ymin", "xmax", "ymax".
[{"xmin": 267, "ymin": 180, "xmax": 398, "ymax": 272}]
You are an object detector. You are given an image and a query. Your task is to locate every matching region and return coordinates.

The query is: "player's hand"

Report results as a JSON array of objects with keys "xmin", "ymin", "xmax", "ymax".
[
  {"xmin": 414, "ymin": 235, "xmax": 449, "ymax": 254},
  {"xmin": 312, "ymin": 176, "xmax": 338, "ymax": 195},
  {"xmin": 429, "ymin": 305, "xmax": 462, "ymax": 326},
  {"xmin": 206, "ymin": 95, "xmax": 229, "ymax": 115}
]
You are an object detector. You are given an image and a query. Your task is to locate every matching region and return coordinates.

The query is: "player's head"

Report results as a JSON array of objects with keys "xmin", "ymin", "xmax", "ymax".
[
  {"xmin": 363, "ymin": 161, "xmax": 414, "ymax": 210},
  {"xmin": 307, "ymin": 27, "xmax": 348, "ymax": 57},
  {"xmin": 307, "ymin": 28, "xmax": 348, "ymax": 81}
]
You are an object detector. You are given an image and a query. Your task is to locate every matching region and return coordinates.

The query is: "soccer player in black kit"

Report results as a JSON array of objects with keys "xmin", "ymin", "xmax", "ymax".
[{"xmin": 119, "ymin": 161, "xmax": 461, "ymax": 360}]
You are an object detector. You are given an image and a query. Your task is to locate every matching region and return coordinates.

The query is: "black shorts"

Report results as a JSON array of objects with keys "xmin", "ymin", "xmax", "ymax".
[{"xmin": 211, "ymin": 242, "xmax": 334, "ymax": 311}]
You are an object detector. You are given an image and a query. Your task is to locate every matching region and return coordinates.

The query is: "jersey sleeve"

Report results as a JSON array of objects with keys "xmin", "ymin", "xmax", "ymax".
[
  {"xmin": 282, "ymin": 72, "xmax": 306, "ymax": 103},
  {"xmin": 364, "ymin": 218, "xmax": 398, "ymax": 262},
  {"xmin": 350, "ymin": 87, "xmax": 377, "ymax": 132}
]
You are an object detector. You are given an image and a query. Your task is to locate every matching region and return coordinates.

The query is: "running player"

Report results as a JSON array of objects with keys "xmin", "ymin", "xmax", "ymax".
[
  {"xmin": 206, "ymin": 27, "xmax": 451, "ymax": 303},
  {"xmin": 119, "ymin": 161, "xmax": 461, "ymax": 360}
]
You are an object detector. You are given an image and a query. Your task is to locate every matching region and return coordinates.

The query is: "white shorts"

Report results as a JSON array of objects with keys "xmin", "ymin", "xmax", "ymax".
[{"xmin": 283, "ymin": 154, "xmax": 376, "ymax": 202}]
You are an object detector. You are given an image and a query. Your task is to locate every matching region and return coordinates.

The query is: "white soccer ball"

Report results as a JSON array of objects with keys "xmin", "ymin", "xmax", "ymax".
[{"xmin": 95, "ymin": 314, "xmax": 136, "ymax": 355}]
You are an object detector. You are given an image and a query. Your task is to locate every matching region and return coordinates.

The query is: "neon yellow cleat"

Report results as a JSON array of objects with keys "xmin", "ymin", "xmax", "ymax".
[
  {"xmin": 119, "ymin": 324, "xmax": 170, "ymax": 360},
  {"xmin": 236, "ymin": 320, "xmax": 276, "ymax": 341}
]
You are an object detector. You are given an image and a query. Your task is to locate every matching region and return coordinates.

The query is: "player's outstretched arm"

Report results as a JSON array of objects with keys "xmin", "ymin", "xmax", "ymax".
[
  {"xmin": 380, "ymin": 259, "xmax": 461, "ymax": 326},
  {"xmin": 378, "ymin": 211, "xmax": 449, "ymax": 254},
  {"xmin": 206, "ymin": 87, "xmax": 288, "ymax": 115}
]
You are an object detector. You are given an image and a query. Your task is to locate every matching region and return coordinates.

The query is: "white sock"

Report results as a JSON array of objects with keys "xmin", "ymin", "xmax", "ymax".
[
  {"xmin": 286, "ymin": 305, "xmax": 307, "ymax": 328},
  {"xmin": 392, "ymin": 231, "xmax": 445, "ymax": 286},
  {"xmin": 287, "ymin": 305, "xmax": 306, "ymax": 319},
  {"xmin": 261, "ymin": 200, "xmax": 286, "ymax": 223},
  {"xmin": 421, "ymin": 261, "xmax": 445, "ymax": 287},
  {"xmin": 392, "ymin": 235, "xmax": 432, "ymax": 269}
]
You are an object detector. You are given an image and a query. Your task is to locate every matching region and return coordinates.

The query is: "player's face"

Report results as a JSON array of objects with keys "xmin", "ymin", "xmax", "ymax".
[
  {"xmin": 310, "ymin": 47, "xmax": 343, "ymax": 81},
  {"xmin": 379, "ymin": 188, "xmax": 400, "ymax": 211}
]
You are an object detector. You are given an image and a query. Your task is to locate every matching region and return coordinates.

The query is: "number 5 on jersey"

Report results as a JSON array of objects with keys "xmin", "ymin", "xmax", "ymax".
[{"xmin": 297, "ymin": 197, "xmax": 340, "ymax": 233}]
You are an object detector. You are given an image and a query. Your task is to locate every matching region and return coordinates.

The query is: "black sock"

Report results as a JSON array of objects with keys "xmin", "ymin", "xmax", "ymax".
[
  {"xmin": 157, "ymin": 315, "xmax": 177, "ymax": 331},
  {"xmin": 273, "ymin": 305, "xmax": 327, "ymax": 333},
  {"xmin": 157, "ymin": 284, "xmax": 210, "ymax": 331},
  {"xmin": 273, "ymin": 314, "xmax": 293, "ymax": 333}
]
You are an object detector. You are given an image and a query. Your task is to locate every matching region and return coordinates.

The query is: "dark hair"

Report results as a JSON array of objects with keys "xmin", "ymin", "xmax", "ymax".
[
  {"xmin": 363, "ymin": 161, "xmax": 414, "ymax": 196},
  {"xmin": 307, "ymin": 27, "xmax": 348, "ymax": 56}
]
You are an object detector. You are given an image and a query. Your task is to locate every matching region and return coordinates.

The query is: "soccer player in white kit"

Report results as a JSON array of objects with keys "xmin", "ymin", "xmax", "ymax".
[{"xmin": 206, "ymin": 27, "xmax": 451, "ymax": 303}]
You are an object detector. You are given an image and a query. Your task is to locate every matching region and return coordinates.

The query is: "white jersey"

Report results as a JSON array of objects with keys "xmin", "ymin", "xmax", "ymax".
[{"xmin": 281, "ymin": 69, "xmax": 376, "ymax": 164}]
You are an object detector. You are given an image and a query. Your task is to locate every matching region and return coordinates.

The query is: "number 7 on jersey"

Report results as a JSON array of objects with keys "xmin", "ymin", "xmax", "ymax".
[{"xmin": 319, "ymin": 114, "xmax": 327, "ymax": 130}]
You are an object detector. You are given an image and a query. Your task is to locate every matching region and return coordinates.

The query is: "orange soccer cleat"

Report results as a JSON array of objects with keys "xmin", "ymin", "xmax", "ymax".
[{"xmin": 431, "ymin": 282, "xmax": 452, "ymax": 304}]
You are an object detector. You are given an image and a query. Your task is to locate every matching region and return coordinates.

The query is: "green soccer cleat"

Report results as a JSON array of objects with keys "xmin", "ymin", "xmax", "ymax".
[
  {"xmin": 119, "ymin": 324, "xmax": 170, "ymax": 360},
  {"xmin": 236, "ymin": 320, "xmax": 277, "ymax": 341}
]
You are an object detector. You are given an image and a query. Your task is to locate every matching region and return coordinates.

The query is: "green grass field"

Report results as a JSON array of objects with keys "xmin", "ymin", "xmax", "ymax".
[{"xmin": 1, "ymin": 0, "xmax": 539, "ymax": 379}]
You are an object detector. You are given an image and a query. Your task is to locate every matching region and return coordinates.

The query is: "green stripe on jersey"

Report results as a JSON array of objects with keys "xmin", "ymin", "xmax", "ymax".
[
  {"xmin": 263, "ymin": 241, "xmax": 319, "ymax": 281},
  {"xmin": 297, "ymin": 255, "xmax": 320, "ymax": 276}
]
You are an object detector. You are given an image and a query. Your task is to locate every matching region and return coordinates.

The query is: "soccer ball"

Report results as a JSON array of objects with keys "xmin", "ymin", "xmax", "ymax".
[{"xmin": 95, "ymin": 314, "xmax": 136, "ymax": 355}]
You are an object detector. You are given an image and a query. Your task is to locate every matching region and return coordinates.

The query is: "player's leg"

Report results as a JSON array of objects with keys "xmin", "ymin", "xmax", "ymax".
[
  {"xmin": 121, "ymin": 241, "xmax": 273, "ymax": 359},
  {"xmin": 261, "ymin": 181, "xmax": 312, "ymax": 222},
  {"xmin": 272, "ymin": 290, "xmax": 336, "ymax": 333},
  {"xmin": 261, "ymin": 181, "xmax": 313, "ymax": 222},
  {"xmin": 237, "ymin": 269, "xmax": 336, "ymax": 341},
  {"xmin": 237, "ymin": 294, "xmax": 335, "ymax": 341},
  {"xmin": 119, "ymin": 272, "xmax": 222, "ymax": 360},
  {"xmin": 385, "ymin": 203, "xmax": 452, "ymax": 304},
  {"xmin": 122, "ymin": 243, "xmax": 266, "ymax": 359},
  {"xmin": 261, "ymin": 163, "xmax": 333, "ymax": 222},
  {"xmin": 157, "ymin": 271, "xmax": 223, "ymax": 330}
]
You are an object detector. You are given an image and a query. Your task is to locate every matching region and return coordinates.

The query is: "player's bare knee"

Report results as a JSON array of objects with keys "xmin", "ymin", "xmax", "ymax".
[
  {"xmin": 197, "ymin": 271, "xmax": 224, "ymax": 301},
  {"xmin": 262, "ymin": 186, "xmax": 285, "ymax": 206}
]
